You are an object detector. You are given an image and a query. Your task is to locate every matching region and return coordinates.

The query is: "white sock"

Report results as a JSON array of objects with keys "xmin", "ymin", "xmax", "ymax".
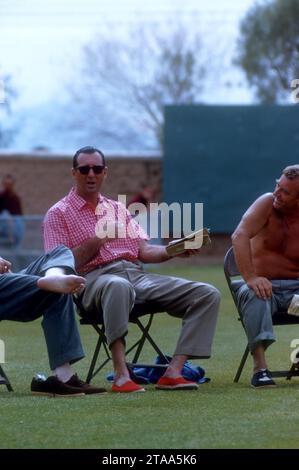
[
  {"xmin": 45, "ymin": 267, "xmax": 65, "ymax": 276},
  {"xmin": 53, "ymin": 364, "xmax": 74, "ymax": 383}
]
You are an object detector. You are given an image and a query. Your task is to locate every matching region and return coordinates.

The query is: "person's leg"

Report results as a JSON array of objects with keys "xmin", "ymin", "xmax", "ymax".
[
  {"xmin": 0, "ymin": 271, "xmax": 84, "ymax": 366},
  {"xmin": 39, "ymin": 288, "xmax": 106, "ymax": 395},
  {"xmin": 233, "ymin": 282, "xmax": 281, "ymax": 387},
  {"xmin": 0, "ymin": 270, "xmax": 108, "ymax": 395},
  {"xmin": 19, "ymin": 245, "xmax": 85, "ymax": 294},
  {"xmin": 41, "ymin": 294, "xmax": 84, "ymax": 371},
  {"xmin": 234, "ymin": 283, "xmax": 278, "ymax": 370},
  {"xmin": 20, "ymin": 245, "xmax": 77, "ymax": 276},
  {"xmin": 37, "ymin": 269, "xmax": 85, "ymax": 295},
  {"xmin": 12, "ymin": 215, "xmax": 24, "ymax": 246},
  {"xmin": 82, "ymin": 271, "xmax": 141, "ymax": 389},
  {"xmin": 125, "ymin": 265, "xmax": 220, "ymax": 381}
]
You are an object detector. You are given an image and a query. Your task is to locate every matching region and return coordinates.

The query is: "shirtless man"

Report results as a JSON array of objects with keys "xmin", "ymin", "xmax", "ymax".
[{"xmin": 231, "ymin": 164, "xmax": 299, "ymax": 388}]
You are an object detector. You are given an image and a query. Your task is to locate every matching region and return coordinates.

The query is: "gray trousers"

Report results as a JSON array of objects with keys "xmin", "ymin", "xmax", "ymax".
[
  {"xmin": 81, "ymin": 260, "xmax": 220, "ymax": 358},
  {"xmin": 233, "ymin": 279, "xmax": 299, "ymax": 352},
  {"xmin": 0, "ymin": 245, "xmax": 84, "ymax": 369}
]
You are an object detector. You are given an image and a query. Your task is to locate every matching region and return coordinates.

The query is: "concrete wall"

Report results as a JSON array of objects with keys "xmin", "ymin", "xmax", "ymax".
[{"xmin": 0, "ymin": 151, "xmax": 162, "ymax": 214}]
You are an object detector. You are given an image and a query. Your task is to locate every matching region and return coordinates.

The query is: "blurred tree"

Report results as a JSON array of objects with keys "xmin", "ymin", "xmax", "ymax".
[
  {"xmin": 0, "ymin": 71, "xmax": 17, "ymax": 147},
  {"xmin": 236, "ymin": 0, "xmax": 299, "ymax": 103},
  {"xmin": 69, "ymin": 22, "xmax": 211, "ymax": 149}
]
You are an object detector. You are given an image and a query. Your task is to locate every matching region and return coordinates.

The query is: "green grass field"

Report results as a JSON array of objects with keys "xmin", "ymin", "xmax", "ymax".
[{"xmin": 1, "ymin": 265, "xmax": 299, "ymax": 449}]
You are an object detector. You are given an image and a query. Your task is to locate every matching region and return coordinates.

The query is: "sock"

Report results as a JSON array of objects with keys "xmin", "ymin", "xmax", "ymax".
[
  {"xmin": 45, "ymin": 267, "xmax": 65, "ymax": 276},
  {"xmin": 53, "ymin": 364, "xmax": 74, "ymax": 383}
]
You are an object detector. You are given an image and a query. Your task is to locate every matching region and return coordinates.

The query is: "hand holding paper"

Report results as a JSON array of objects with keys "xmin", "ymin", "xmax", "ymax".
[{"xmin": 166, "ymin": 228, "xmax": 211, "ymax": 257}]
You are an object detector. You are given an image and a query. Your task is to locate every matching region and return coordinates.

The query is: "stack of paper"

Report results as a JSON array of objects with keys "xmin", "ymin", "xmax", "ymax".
[{"xmin": 166, "ymin": 228, "xmax": 211, "ymax": 257}]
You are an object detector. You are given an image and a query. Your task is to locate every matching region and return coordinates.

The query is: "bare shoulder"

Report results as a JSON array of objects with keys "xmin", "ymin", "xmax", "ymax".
[
  {"xmin": 233, "ymin": 193, "xmax": 274, "ymax": 238},
  {"xmin": 248, "ymin": 193, "xmax": 274, "ymax": 215}
]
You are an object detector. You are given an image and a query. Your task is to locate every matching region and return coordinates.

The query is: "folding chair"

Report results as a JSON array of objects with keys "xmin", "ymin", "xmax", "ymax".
[
  {"xmin": 0, "ymin": 364, "xmax": 13, "ymax": 392},
  {"xmin": 74, "ymin": 296, "xmax": 170, "ymax": 384},
  {"xmin": 224, "ymin": 247, "xmax": 299, "ymax": 383}
]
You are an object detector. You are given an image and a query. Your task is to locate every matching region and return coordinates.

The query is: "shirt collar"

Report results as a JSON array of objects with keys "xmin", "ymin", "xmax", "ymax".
[{"xmin": 69, "ymin": 187, "xmax": 104, "ymax": 210}]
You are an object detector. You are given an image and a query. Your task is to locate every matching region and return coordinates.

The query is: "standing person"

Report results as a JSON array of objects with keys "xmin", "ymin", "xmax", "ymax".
[
  {"xmin": 128, "ymin": 185, "xmax": 156, "ymax": 208},
  {"xmin": 232, "ymin": 164, "xmax": 299, "ymax": 388},
  {"xmin": 0, "ymin": 245, "xmax": 107, "ymax": 396},
  {"xmin": 0, "ymin": 174, "xmax": 24, "ymax": 245},
  {"xmin": 43, "ymin": 146, "xmax": 220, "ymax": 393},
  {"xmin": 127, "ymin": 185, "xmax": 161, "ymax": 244}
]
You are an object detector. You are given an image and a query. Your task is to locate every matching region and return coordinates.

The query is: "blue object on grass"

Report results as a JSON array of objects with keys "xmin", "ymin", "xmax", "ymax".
[{"xmin": 106, "ymin": 355, "xmax": 210, "ymax": 384}]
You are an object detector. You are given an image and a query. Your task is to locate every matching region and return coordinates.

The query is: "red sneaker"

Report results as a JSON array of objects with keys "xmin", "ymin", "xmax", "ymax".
[
  {"xmin": 111, "ymin": 380, "xmax": 145, "ymax": 393},
  {"xmin": 156, "ymin": 376, "xmax": 198, "ymax": 390}
]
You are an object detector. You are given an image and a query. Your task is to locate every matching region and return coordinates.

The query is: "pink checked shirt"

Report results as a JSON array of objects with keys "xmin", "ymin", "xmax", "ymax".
[{"xmin": 43, "ymin": 188, "xmax": 148, "ymax": 274}]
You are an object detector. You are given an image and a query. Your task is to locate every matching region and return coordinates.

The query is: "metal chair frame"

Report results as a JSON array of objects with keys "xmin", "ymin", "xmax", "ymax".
[
  {"xmin": 76, "ymin": 298, "xmax": 170, "ymax": 384},
  {"xmin": 0, "ymin": 364, "xmax": 13, "ymax": 392}
]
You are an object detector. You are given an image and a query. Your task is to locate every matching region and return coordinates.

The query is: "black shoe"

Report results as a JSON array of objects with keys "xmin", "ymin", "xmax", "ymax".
[
  {"xmin": 65, "ymin": 374, "xmax": 107, "ymax": 395},
  {"xmin": 31, "ymin": 375, "xmax": 85, "ymax": 397},
  {"xmin": 251, "ymin": 369, "xmax": 276, "ymax": 388}
]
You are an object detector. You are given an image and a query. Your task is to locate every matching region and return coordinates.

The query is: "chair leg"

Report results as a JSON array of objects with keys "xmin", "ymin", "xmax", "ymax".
[
  {"xmin": 85, "ymin": 325, "xmax": 108, "ymax": 384},
  {"xmin": 85, "ymin": 315, "xmax": 170, "ymax": 383},
  {"xmin": 134, "ymin": 317, "xmax": 169, "ymax": 362},
  {"xmin": 0, "ymin": 365, "xmax": 13, "ymax": 392},
  {"xmin": 131, "ymin": 315, "xmax": 154, "ymax": 363},
  {"xmin": 286, "ymin": 363, "xmax": 297, "ymax": 380},
  {"xmin": 234, "ymin": 345, "xmax": 250, "ymax": 383}
]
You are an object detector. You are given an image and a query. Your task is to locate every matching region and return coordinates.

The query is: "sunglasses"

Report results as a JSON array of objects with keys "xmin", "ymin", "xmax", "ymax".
[{"xmin": 75, "ymin": 165, "xmax": 105, "ymax": 175}]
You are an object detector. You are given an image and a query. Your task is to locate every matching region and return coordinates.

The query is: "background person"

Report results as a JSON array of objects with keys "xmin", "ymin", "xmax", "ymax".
[
  {"xmin": 128, "ymin": 185, "xmax": 161, "ymax": 244},
  {"xmin": 0, "ymin": 174, "xmax": 24, "ymax": 246}
]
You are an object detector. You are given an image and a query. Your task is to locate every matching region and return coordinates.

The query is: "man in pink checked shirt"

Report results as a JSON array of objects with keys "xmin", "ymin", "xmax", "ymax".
[{"xmin": 43, "ymin": 146, "xmax": 220, "ymax": 393}]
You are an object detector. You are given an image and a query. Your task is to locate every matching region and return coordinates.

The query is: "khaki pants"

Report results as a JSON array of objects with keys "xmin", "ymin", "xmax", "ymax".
[{"xmin": 81, "ymin": 260, "xmax": 220, "ymax": 358}]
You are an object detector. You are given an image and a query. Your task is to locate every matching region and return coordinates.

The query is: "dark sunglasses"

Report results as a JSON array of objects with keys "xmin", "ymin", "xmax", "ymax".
[{"xmin": 75, "ymin": 165, "xmax": 105, "ymax": 175}]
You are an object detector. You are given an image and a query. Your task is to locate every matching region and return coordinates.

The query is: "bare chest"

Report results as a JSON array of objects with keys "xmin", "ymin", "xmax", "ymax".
[{"xmin": 261, "ymin": 213, "xmax": 299, "ymax": 260}]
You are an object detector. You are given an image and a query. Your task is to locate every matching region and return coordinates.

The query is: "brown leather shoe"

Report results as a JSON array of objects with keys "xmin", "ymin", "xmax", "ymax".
[
  {"xmin": 31, "ymin": 376, "xmax": 84, "ymax": 397},
  {"xmin": 66, "ymin": 374, "xmax": 107, "ymax": 395}
]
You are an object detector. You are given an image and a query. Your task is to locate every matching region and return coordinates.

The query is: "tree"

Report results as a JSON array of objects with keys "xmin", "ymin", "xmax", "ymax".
[
  {"xmin": 0, "ymin": 70, "xmax": 17, "ymax": 147},
  {"xmin": 236, "ymin": 0, "xmax": 299, "ymax": 103},
  {"xmin": 68, "ymin": 21, "xmax": 211, "ymax": 150}
]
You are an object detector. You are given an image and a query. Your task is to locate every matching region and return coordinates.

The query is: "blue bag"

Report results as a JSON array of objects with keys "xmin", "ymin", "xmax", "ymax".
[
  {"xmin": 106, "ymin": 355, "xmax": 210, "ymax": 384},
  {"xmin": 148, "ymin": 355, "xmax": 209, "ymax": 384}
]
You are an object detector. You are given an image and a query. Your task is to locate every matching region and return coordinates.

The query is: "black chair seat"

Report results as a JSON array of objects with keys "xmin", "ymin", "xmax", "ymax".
[{"xmin": 79, "ymin": 300, "xmax": 162, "ymax": 324}]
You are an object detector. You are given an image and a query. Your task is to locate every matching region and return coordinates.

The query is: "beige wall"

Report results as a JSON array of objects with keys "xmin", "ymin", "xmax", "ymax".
[{"xmin": 0, "ymin": 152, "xmax": 162, "ymax": 214}]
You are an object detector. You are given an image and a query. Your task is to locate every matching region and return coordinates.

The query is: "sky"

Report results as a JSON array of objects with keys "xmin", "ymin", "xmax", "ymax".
[{"xmin": 0, "ymin": 0, "xmax": 257, "ymax": 150}]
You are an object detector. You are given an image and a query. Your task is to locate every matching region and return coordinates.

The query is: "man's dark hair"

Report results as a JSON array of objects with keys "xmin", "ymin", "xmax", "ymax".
[
  {"xmin": 2, "ymin": 174, "xmax": 15, "ymax": 184},
  {"xmin": 283, "ymin": 164, "xmax": 299, "ymax": 180},
  {"xmin": 72, "ymin": 146, "xmax": 106, "ymax": 168}
]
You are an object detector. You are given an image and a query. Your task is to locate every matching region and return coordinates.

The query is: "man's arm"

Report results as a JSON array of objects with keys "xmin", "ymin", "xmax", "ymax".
[
  {"xmin": 231, "ymin": 193, "xmax": 273, "ymax": 299},
  {"xmin": 138, "ymin": 240, "xmax": 170, "ymax": 263},
  {"xmin": 138, "ymin": 240, "xmax": 202, "ymax": 264},
  {"xmin": 71, "ymin": 237, "xmax": 106, "ymax": 270},
  {"xmin": 43, "ymin": 208, "xmax": 107, "ymax": 271}
]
